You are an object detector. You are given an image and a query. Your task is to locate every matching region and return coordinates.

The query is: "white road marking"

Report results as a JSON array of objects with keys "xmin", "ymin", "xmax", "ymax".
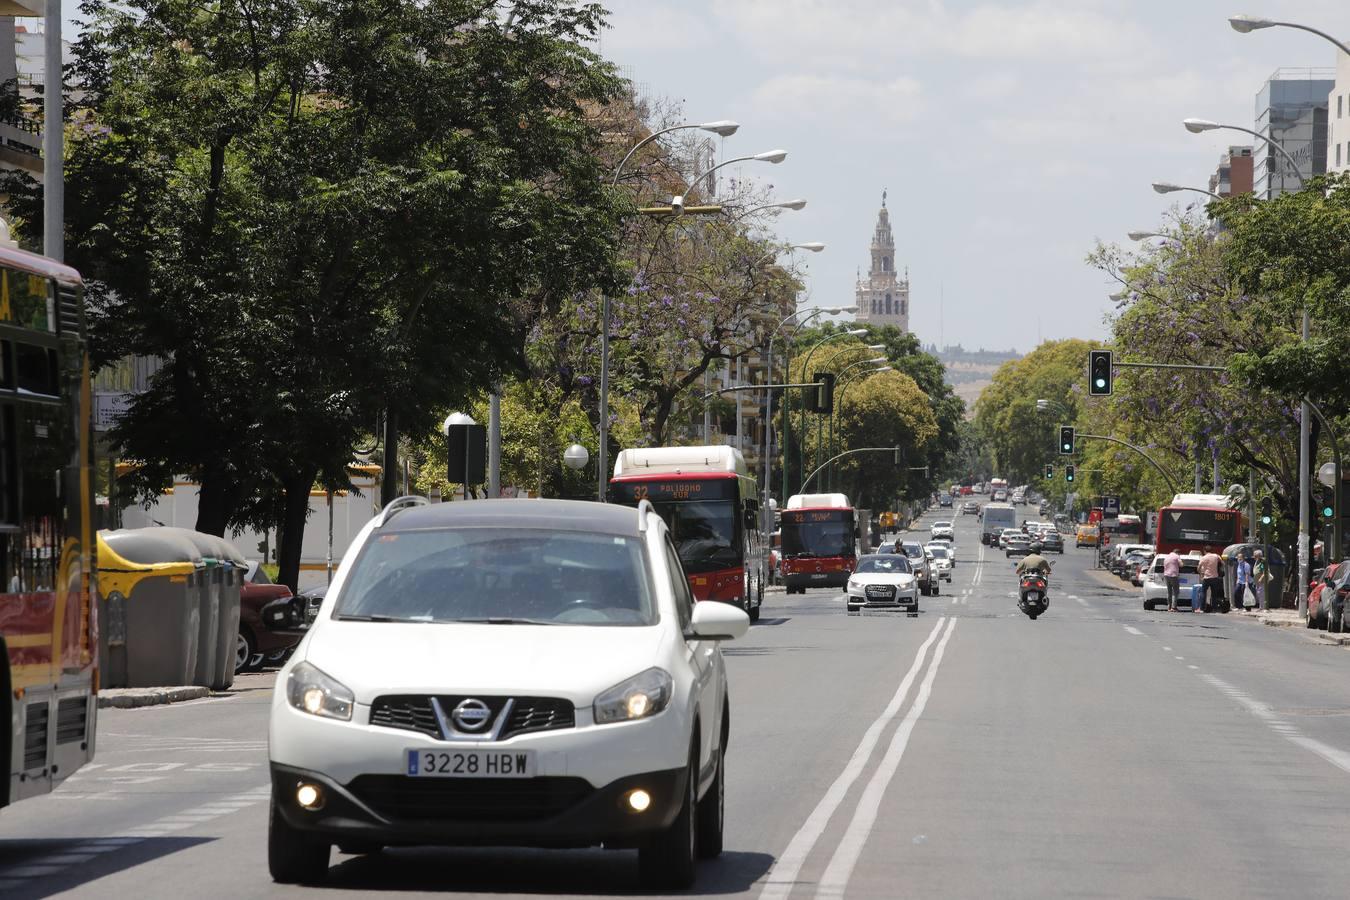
[
  {"xmin": 1163, "ymin": 646, "xmax": 1172, "ymax": 651},
  {"xmin": 1188, "ymin": 665, "xmax": 1199, "ymax": 670},
  {"xmin": 1076, "ymin": 598, "xmax": 1089, "ymax": 607},
  {"xmin": 1201, "ymin": 675, "xmax": 1350, "ymax": 774},
  {"xmin": 1175, "ymin": 656, "xmax": 1185, "ymax": 660},
  {"xmin": 1123, "ymin": 626, "xmax": 1144, "ymax": 635},
  {"xmin": 757, "ymin": 618, "xmax": 948, "ymax": 900},
  {"xmin": 815, "ymin": 618, "xmax": 960, "ymax": 900}
]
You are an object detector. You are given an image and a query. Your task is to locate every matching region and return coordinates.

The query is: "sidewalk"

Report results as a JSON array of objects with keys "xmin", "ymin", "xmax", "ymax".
[{"xmin": 97, "ymin": 671, "xmax": 277, "ymax": 709}]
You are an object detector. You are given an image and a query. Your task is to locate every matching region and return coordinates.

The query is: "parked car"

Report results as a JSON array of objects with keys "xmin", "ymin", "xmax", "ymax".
[
  {"xmin": 846, "ymin": 554, "xmax": 920, "ymax": 614},
  {"xmin": 1108, "ymin": 544, "xmax": 1154, "ymax": 577},
  {"xmin": 1075, "ymin": 525, "xmax": 1099, "ymax": 548},
  {"xmin": 1305, "ymin": 562, "xmax": 1342, "ymax": 629},
  {"xmin": 1141, "ymin": 553, "xmax": 1202, "ymax": 610},
  {"xmin": 267, "ymin": 498, "xmax": 749, "ymax": 888},
  {"xmin": 1315, "ymin": 561, "xmax": 1350, "ymax": 633},
  {"xmin": 1120, "ymin": 550, "xmax": 1153, "ymax": 581},
  {"xmin": 898, "ymin": 541, "xmax": 937, "ymax": 596},
  {"xmin": 240, "ymin": 562, "xmax": 307, "ymax": 674}
]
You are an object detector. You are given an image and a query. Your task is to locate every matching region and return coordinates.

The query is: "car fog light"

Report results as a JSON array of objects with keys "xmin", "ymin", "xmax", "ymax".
[
  {"xmin": 296, "ymin": 783, "xmax": 324, "ymax": 810},
  {"xmin": 627, "ymin": 789, "xmax": 652, "ymax": 812}
]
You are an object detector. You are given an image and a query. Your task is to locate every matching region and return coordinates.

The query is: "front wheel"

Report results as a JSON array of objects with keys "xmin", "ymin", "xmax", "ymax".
[
  {"xmin": 696, "ymin": 744, "xmax": 724, "ymax": 859},
  {"xmin": 268, "ymin": 799, "xmax": 331, "ymax": 884},
  {"xmin": 1330, "ymin": 606, "xmax": 1344, "ymax": 634},
  {"xmin": 235, "ymin": 630, "xmax": 256, "ymax": 675},
  {"xmin": 639, "ymin": 753, "xmax": 698, "ymax": 889}
]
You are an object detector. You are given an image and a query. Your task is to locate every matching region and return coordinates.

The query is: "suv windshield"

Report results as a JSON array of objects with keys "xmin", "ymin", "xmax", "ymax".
[{"xmin": 336, "ymin": 528, "xmax": 655, "ymax": 626}]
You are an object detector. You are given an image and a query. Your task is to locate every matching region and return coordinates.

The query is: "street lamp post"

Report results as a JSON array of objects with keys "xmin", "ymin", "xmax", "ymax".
[
  {"xmin": 1227, "ymin": 12, "xmax": 1350, "ymax": 617},
  {"xmin": 815, "ymin": 347, "xmax": 885, "ymax": 488},
  {"xmin": 598, "ymin": 119, "xmax": 740, "ymax": 502},
  {"xmin": 796, "ymin": 329, "xmax": 867, "ymax": 492},
  {"xmin": 761, "ymin": 302, "xmax": 854, "ymax": 538},
  {"xmin": 827, "ymin": 363, "xmax": 892, "ymax": 490},
  {"xmin": 1152, "ymin": 181, "xmax": 1224, "ymax": 201}
]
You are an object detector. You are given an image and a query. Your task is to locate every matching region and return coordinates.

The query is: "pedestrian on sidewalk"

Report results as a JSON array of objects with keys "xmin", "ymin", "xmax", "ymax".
[
  {"xmin": 1198, "ymin": 549, "xmax": 1223, "ymax": 613},
  {"xmin": 1163, "ymin": 549, "xmax": 1182, "ymax": 611},
  {"xmin": 1251, "ymin": 549, "xmax": 1270, "ymax": 611},
  {"xmin": 1233, "ymin": 551, "xmax": 1252, "ymax": 612}
]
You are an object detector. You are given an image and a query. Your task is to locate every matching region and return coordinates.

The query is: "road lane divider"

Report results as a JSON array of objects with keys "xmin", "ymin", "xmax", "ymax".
[
  {"xmin": 756, "ymin": 617, "xmax": 948, "ymax": 900},
  {"xmin": 814, "ymin": 617, "xmax": 959, "ymax": 900},
  {"xmin": 1200, "ymin": 674, "xmax": 1350, "ymax": 774}
]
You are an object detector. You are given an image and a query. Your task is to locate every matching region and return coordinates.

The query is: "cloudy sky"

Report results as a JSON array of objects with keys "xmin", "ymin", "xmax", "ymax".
[{"xmin": 599, "ymin": 0, "xmax": 1347, "ymax": 354}]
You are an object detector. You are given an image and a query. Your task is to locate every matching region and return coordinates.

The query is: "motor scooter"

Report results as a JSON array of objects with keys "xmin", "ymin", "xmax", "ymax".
[{"xmin": 1018, "ymin": 570, "xmax": 1049, "ymax": 620}]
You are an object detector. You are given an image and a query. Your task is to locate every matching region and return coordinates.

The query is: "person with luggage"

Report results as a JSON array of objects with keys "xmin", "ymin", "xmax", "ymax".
[
  {"xmin": 1233, "ymin": 551, "xmax": 1252, "ymax": 612},
  {"xmin": 1197, "ymin": 550, "xmax": 1223, "ymax": 613}
]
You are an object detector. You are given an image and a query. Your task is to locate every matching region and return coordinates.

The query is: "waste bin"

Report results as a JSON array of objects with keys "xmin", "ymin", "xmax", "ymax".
[
  {"xmin": 97, "ymin": 529, "xmax": 204, "ymax": 688},
  {"xmin": 207, "ymin": 536, "xmax": 247, "ymax": 691},
  {"xmin": 1222, "ymin": 543, "xmax": 1287, "ymax": 610}
]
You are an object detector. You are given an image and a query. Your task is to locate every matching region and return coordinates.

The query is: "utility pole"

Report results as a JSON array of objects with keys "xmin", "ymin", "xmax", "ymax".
[
  {"xmin": 488, "ymin": 391, "xmax": 501, "ymax": 498},
  {"xmin": 43, "ymin": 0, "xmax": 63, "ymax": 262}
]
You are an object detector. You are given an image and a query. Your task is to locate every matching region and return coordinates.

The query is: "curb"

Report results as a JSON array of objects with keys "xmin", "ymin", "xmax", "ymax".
[
  {"xmin": 1314, "ymin": 632, "xmax": 1350, "ymax": 646},
  {"xmin": 97, "ymin": 686, "xmax": 211, "ymax": 709}
]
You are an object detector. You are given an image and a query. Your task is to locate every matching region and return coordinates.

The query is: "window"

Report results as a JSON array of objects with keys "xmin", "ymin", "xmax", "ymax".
[
  {"xmin": 664, "ymin": 539, "xmax": 693, "ymax": 632},
  {"xmin": 901, "ymin": 299, "xmax": 908, "ymax": 316},
  {"xmin": 882, "ymin": 256, "xmax": 890, "ymax": 271},
  {"xmin": 1340, "ymin": 94, "xmax": 1344, "ymax": 118},
  {"xmin": 884, "ymin": 296, "xmax": 892, "ymax": 315},
  {"xmin": 1339, "ymin": 142, "xmax": 1343, "ymax": 168}
]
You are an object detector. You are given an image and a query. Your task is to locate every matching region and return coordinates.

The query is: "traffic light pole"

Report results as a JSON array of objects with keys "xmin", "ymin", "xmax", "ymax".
[
  {"xmin": 1075, "ymin": 433, "xmax": 1180, "ymax": 496},
  {"xmin": 1305, "ymin": 399, "xmax": 1342, "ymax": 561},
  {"xmin": 799, "ymin": 448, "xmax": 918, "ymax": 494}
]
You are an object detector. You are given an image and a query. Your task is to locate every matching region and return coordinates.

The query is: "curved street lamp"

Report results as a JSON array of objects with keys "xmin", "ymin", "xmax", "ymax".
[
  {"xmin": 1152, "ymin": 181, "xmax": 1223, "ymax": 201},
  {"xmin": 598, "ymin": 118, "xmax": 739, "ymax": 501},
  {"xmin": 1226, "ymin": 12, "xmax": 1350, "ymax": 614},
  {"xmin": 672, "ymin": 150, "xmax": 789, "ymax": 211},
  {"xmin": 1182, "ymin": 118, "xmax": 1305, "ymax": 190},
  {"xmin": 1127, "ymin": 230, "xmax": 1170, "ymax": 241},
  {"xmin": 827, "ymin": 364, "xmax": 892, "ymax": 490},
  {"xmin": 796, "ymin": 329, "xmax": 867, "ymax": 490}
]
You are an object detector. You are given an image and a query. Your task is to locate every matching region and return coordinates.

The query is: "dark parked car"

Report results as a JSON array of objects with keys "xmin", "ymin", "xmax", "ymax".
[
  {"xmin": 1309, "ymin": 561, "xmax": 1350, "ymax": 632},
  {"xmin": 238, "ymin": 562, "xmax": 307, "ymax": 673}
]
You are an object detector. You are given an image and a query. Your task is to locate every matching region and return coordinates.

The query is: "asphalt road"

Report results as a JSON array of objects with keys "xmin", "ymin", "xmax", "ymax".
[{"xmin": 5, "ymin": 505, "xmax": 1350, "ymax": 899}]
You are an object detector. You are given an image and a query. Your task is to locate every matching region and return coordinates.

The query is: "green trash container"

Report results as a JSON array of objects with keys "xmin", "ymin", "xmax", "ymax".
[{"xmin": 97, "ymin": 529, "xmax": 204, "ymax": 688}]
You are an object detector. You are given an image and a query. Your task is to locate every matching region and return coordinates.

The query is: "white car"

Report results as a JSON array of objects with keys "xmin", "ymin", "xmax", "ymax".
[
  {"xmin": 846, "ymin": 554, "xmax": 920, "ymax": 614},
  {"xmin": 267, "ymin": 497, "xmax": 749, "ymax": 889},
  {"xmin": 930, "ymin": 521, "xmax": 955, "ymax": 542},
  {"xmin": 1142, "ymin": 553, "xmax": 1202, "ymax": 610},
  {"xmin": 925, "ymin": 543, "xmax": 954, "ymax": 581},
  {"xmin": 999, "ymin": 528, "xmax": 1019, "ymax": 549}
]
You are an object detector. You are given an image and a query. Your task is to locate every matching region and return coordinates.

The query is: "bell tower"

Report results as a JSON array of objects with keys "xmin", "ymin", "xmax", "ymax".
[{"xmin": 855, "ymin": 190, "xmax": 910, "ymax": 331}]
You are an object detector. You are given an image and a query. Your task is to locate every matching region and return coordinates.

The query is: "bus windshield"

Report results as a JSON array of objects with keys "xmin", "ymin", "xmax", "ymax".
[
  {"xmin": 781, "ymin": 510, "xmax": 854, "ymax": 559},
  {"xmin": 650, "ymin": 500, "xmax": 739, "ymax": 574}
]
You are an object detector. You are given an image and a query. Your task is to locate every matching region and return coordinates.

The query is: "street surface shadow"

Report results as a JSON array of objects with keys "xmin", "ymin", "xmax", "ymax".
[
  {"xmin": 323, "ymin": 846, "xmax": 775, "ymax": 895},
  {"xmin": 0, "ymin": 836, "xmax": 212, "ymax": 900},
  {"xmin": 752, "ymin": 617, "xmax": 791, "ymax": 626}
]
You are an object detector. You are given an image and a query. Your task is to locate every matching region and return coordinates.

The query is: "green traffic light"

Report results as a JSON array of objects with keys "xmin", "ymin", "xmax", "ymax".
[
  {"xmin": 1323, "ymin": 507, "xmax": 1334, "ymax": 518},
  {"xmin": 1261, "ymin": 515, "xmax": 1272, "ymax": 525}
]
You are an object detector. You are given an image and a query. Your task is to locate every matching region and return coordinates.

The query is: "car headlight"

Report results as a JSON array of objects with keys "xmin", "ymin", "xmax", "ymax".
[
  {"xmin": 286, "ymin": 661, "xmax": 355, "ymax": 721},
  {"xmin": 594, "ymin": 667, "xmax": 673, "ymax": 724}
]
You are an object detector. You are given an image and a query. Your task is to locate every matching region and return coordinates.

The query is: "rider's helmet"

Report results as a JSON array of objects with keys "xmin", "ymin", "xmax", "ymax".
[{"xmin": 1030, "ymin": 540, "xmax": 1044, "ymax": 553}]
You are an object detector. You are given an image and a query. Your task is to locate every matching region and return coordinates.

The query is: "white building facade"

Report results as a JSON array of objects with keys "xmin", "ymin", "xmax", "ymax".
[
  {"xmin": 1330, "ymin": 44, "xmax": 1350, "ymax": 174},
  {"xmin": 854, "ymin": 194, "xmax": 910, "ymax": 332}
]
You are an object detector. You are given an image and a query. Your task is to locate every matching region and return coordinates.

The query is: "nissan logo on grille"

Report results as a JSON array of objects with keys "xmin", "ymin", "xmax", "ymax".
[{"xmin": 451, "ymin": 699, "xmax": 492, "ymax": 731}]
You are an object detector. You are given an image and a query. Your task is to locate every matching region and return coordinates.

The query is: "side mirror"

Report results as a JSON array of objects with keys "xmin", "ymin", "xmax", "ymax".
[{"xmin": 689, "ymin": 601, "xmax": 750, "ymax": 641}]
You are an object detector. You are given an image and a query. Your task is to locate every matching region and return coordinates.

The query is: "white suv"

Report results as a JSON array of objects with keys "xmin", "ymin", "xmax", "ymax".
[
  {"xmin": 267, "ymin": 498, "xmax": 749, "ymax": 889},
  {"xmin": 930, "ymin": 521, "xmax": 955, "ymax": 542}
]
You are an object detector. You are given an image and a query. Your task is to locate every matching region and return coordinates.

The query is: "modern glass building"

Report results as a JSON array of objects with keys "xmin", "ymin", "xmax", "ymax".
[{"xmin": 1254, "ymin": 68, "xmax": 1334, "ymax": 199}]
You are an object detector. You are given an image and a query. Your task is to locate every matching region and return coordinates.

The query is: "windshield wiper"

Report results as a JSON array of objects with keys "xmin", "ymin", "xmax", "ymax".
[
  {"xmin": 335, "ymin": 614, "xmax": 412, "ymax": 623},
  {"xmin": 454, "ymin": 617, "xmax": 561, "ymax": 626}
]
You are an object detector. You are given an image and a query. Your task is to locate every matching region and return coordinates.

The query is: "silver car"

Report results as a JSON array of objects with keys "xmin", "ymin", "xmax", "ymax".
[{"xmin": 925, "ymin": 543, "xmax": 954, "ymax": 581}]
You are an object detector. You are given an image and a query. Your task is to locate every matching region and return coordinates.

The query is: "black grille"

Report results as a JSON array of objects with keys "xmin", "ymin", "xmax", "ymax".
[
  {"xmin": 369, "ymin": 696, "xmax": 440, "ymax": 738},
  {"xmin": 24, "ymin": 703, "xmax": 48, "ymax": 770},
  {"xmin": 502, "ymin": 698, "xmax": 575, "ymax": 739},
  {"xmin": 368, "ymin": 695, "xmax": 575, "ymax": 741},
  {"xmin": 348, "ymin": 774, "xmax": 592, "ymax": 822},
  {"xmin": 865, "ymin": 585, "xmax": 896, "ymax": 598},
  {"xmin": 57, "ymin": 283, "xmax": 83, "ymax": 336},
  {"xmin": 56, "ymin": 697, "xmax": 87, "ymax": 744}
]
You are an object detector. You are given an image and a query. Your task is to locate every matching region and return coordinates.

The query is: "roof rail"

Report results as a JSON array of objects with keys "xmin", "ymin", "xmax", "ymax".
[
  {"xmin": 378, "ymin": 495, "xmax": 431, "ymax": 527},
  {"xmin": 637, "ymin": 498, "xmax": 655, "ymax": 533}
]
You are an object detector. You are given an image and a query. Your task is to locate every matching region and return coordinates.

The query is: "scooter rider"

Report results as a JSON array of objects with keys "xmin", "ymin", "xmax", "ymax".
[{"xmin": 1016, "ymin": 550, "xmax": 1052, "ymax": 577}]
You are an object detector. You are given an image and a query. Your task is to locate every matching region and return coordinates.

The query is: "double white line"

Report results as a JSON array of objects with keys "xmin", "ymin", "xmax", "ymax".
[{"xmin": 757, "ymin": 616, "xmax": 959, "ymax": 900}]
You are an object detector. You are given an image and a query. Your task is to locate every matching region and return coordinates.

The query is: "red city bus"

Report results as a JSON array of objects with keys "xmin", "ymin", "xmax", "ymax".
[
  {"xmin": 1155, "ymin": 493, "xmax": 1245, "ymax": 557},
  {"xmin": 1098, "ymin": 513, "xmax": 1146, "ymax": 550},
  {"xmin": 610, "ymin": 446, "xmax": 765, "ymax": 620},
  {"xmin": 780, "ymin": 493, "xmax": 856, "ymax": 594},
  {"xmin": 1, "ymin": 245, "xmax": 99, "ymax": 812}
]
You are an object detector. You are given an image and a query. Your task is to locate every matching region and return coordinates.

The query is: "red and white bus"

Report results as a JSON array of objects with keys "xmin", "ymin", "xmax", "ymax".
[
  {"xmin": 780, "ymin": 493, "xmax": 857, "ymax": 594},
  {"xmin": 2, "ymin": 246, "xmax": 99, "ymax": 812},
  {"xmin": 611, "ymin": 446, "xmax": 765, "ymax": 621},
  {"xmin": 1098, "ymin": 513, "xmax": 1146, "ymax": 550},
  {"xmin": 989, "ymin": 478, "xmax": 1009, "ymax": 502},
  {"xmin": 1154, "ymin": 493, "xmax": 1245, "ymax": 557}
]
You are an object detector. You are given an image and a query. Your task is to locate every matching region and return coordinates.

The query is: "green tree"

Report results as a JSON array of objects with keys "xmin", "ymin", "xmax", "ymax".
[{"xmin": 7, "ymin": 0, "xmax": 628, "ymax": 588}]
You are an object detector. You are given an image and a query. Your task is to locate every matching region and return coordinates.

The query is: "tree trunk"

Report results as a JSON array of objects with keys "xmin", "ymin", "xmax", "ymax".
[
  {"xmin": 194, "ymin": 467, "xmax": 232, "ymax": 536},
  {"xmin": 276, "ymin": 468, "xmax": 317, "ymax": 593}
]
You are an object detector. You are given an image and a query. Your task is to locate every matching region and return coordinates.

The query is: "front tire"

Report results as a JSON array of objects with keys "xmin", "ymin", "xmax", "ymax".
[
  {"xmin": 235, "ymin": 630, "xmax": 256, "ymax": 675},
  {"xmin": 268, "ymin": 798, "xmax": 330, "ymax": 885},
  {"xmin": 1330, "ymin": 605, "xmax": 1344, "ymax": 634},
  {"xmin": 696, "ymin": 744, "xmax": 725, "ymax": 859},
  {"xmin": 639, "ymin": 751, "xmax": 698, "ymax": 890}
]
